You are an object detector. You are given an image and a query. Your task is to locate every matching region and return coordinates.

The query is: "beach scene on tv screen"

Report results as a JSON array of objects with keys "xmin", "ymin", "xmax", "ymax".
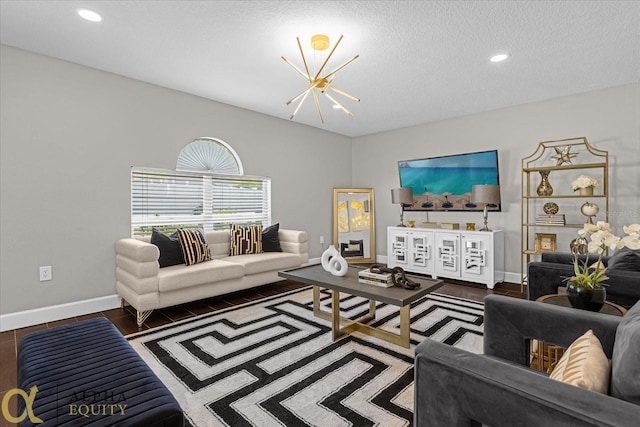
[{"xmin": 398, "ymin": 150, "xmax": 500, "ymax": 211}]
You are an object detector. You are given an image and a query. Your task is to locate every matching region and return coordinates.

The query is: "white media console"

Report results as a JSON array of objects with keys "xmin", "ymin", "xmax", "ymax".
[{"xmin": 387, "ymin": 226, "xmax": 505, "ymax": 289}]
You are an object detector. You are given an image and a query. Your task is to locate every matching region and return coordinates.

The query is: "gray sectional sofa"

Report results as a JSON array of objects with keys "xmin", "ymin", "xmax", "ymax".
[{"xmin": 116, "ymin": 228, "xmax": 308, "ymax": 326}]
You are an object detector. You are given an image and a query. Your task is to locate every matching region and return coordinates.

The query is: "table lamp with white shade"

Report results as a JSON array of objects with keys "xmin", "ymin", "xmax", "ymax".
[
  {"xmin": 391, "ymin": 187, "xmax": 414, "ymax": 227},
  {"xmin": 471, "ymin": 185, "xmax": 501, "ymax": 231}
]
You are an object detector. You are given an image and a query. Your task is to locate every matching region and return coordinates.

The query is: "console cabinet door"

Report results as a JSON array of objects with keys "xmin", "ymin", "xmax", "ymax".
[
  {"xmin": 435, "ymin": 232, "xmax": 460, "ymax": 277},
  {"xmin": 408, "ymin": 230, "xmax": 434, "ymax": 273},
  {"xmin": 387, "ymin": 229, "xmax": 408, "ymax": 268},
  {"xmin": 461, "ymin": 233, "xmax": 491, "ymax": 282},
  {"xmin": 387, "ymin": 228, "xmax": 434, "ymax": 274}
]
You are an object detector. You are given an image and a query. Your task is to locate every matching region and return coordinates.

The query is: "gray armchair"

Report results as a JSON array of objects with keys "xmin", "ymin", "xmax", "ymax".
[
  {"xmin": 414, "ymin": 294, "xmax": 640, "ymax": 426},
  {"xmin": 528, "ymin": 250, "xmax": 640, "ymax": 309}
]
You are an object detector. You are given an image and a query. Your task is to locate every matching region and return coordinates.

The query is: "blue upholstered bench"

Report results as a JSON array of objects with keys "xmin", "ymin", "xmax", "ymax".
[{"xmin": 17, "ymin": 317, "xmax": 184, "ymax": 426}]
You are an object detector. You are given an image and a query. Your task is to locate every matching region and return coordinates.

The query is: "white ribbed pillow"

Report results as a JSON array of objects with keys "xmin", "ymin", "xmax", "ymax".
[{"xmin": 549, "ymin": 329, "xmax": 611, "ymax": 394}]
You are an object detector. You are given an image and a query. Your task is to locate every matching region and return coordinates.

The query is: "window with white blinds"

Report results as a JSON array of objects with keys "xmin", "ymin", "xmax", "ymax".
[{"xmin": 131, "ymin": 168, "xmax": 271, "ymax": 236}]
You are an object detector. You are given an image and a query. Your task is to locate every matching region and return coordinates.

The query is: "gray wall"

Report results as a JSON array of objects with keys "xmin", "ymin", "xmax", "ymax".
[
  {"xmin": 352, "ymin": 82, "xmax": 640, "ymax": 277},
  {"xmin": 0, "ymin": 45, "xmax": 351, "ymax": 314},
  {"xmin": 1, "ymin": 44, "xmax": 639, "ymax": 317}
]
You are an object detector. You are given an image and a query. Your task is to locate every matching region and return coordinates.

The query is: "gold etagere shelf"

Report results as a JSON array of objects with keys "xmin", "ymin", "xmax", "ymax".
[{"xmin": 520, "ymin": 137, "xmax": 609, "ymax": 293}]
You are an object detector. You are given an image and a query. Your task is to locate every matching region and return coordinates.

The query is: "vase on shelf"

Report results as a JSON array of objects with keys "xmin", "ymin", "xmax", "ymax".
[
  {"xmin": 536, "ymin": 171, "xmax": 553, "ymax": 196},
  {"xmin": 579, "ymin": 187, "xmax": 594, "ymax": 196},
  {"xmin": 566, "ymin": 283, "xmax": 606, "ymax": 312}
]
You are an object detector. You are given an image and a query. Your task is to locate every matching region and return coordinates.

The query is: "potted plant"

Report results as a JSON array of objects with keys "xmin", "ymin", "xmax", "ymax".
[
  {"xmin": 571, "ymin": 175, "xmax": 599, "ymax": 196},
  {"xmin": 567, "ymin": 222, "xmax": 640, "ymax": 310}
]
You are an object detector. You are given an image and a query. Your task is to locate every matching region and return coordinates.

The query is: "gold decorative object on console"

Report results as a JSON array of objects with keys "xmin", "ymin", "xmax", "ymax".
[{"xmin": 282, "ymin": 34, "xmax": 360, "ymax": 123}]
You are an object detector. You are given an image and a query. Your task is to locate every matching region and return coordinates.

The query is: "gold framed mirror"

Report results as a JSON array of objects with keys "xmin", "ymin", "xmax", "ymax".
[{"xmin": 332, "ymin": 188, "xmax": 375, "ymax": 264}]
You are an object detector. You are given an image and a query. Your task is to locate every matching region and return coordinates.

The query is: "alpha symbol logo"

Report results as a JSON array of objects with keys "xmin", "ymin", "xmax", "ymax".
[{"xmin": 1, "ymin": 386, "xmax": 44, "ymax": 424}]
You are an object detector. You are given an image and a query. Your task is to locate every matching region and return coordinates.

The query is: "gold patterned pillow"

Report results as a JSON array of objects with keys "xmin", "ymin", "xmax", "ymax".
[
  {"xmin": 549, "ymin": 329, "xmax": 611, "ymax": 394},
  {"xmin": 230, "ymin": 224, "xmax": 263, "ymax": 256},
  {"xmin": 176, "ymin": 229, "xmax": 211, "ymax": 266}
]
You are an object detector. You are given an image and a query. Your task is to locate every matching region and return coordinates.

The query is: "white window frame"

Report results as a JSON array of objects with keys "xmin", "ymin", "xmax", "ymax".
[{"xmin": 131, "ymin": 167, "xmax": 271, "ymax": 237}]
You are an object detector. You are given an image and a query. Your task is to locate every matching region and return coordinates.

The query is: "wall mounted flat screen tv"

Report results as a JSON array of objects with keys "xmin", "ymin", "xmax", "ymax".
[{"xmin": 398, "ymin": 150, "xmax": 501, "ymax": 211}]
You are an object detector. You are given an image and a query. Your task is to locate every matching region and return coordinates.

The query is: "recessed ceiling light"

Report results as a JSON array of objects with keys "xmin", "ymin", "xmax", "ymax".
[
  {"xmin": 490, "ymin": 53, "xmax": 510, "ymax": 63},
  {"xmin": 77, "ymin": 9, "xmax": 102, "ymax": 22}
]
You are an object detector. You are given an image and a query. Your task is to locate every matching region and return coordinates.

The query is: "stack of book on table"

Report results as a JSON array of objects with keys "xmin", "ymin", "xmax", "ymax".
[{"xmin": 358, "ymin": 268, "xmax": 393, "ymax": 287}]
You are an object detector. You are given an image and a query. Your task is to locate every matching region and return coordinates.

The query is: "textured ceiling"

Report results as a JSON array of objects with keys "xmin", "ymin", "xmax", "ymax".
[{"xmin": 1, "ymin": 0, "xmax": 639, "ymax": 137}]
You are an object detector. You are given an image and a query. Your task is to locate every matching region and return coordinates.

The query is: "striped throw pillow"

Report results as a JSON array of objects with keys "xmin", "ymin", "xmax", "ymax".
[
  {"xmin": 230, "ymin": 224, "xmax": 263, "ymax": 256},
  {"xmin": 549, "ymin": 329, "xmax": 611, "ymax": 394},
  {"xmin": 177, "ymin": 229, "xmax": 211, "ymax": 266}
]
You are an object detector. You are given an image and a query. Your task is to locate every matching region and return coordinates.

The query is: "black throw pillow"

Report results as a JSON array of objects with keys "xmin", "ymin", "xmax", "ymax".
[
  {"xmin": 262, "ymin": 223, "xmax": 282, "ymax": 252},
  {"xmin": 150, "ymin": 229, "xmax": 184, "ymax": 268}
]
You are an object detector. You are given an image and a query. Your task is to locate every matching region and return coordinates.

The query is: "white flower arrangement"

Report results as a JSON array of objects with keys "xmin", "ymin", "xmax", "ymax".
[
  {"xmin": 569, "ymin": 222, "xmax": 640, "ymax": 288},
  {"xmin": 571, "ymin": 175, "xmax": 599, "ymax": 191}
]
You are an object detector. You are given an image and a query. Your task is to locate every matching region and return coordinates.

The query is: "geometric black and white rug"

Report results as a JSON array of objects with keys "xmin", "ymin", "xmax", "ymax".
[{"xmin": 127, "ymin": 287, "xmax": 484, "ymax": 427}]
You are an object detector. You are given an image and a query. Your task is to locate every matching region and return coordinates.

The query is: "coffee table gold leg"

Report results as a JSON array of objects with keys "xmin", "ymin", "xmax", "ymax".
[
  {"xmin": 332, "ymin": 290, "xmax": 343, "ymax": 340},
  {"xmin": 369, "ymin": 300, "xmax": 376, "ymax": 317},
  {"xmin": 399, "ymin": 305, "xmax": 410, "ymax": 348}
]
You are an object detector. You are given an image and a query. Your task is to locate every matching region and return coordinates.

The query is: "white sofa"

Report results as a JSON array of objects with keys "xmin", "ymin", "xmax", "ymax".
[{"xmin": 116, "ymin": 228, "xmax": 308, "ymax": 326}]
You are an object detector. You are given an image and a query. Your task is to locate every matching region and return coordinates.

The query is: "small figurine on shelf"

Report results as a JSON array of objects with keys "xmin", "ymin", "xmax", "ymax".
[
  {"xmin": 580, "ymin": 202, "xmax": 599, "ymax": 224},
  {"xmin": 551, "ymin": 145, "xmax": 578, "ymax": 166}
]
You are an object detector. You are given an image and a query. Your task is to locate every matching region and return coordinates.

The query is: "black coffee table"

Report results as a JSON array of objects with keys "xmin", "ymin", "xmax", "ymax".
[{"xmin": 279, "ymin": 264, "xmax": 444, "ymax": 348}]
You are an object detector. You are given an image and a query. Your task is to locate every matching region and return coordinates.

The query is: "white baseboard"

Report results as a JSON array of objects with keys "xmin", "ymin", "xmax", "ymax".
[
  {"xmin": 0, "ymin": 267, "xmax": 521, "ymax": 332},
  {"xmin": 503, "ymin": 271, "xmax": 521, "ymax": 286},
  {"xmin": 0, "ymin": 294, "xmax": 121, "ymax": 332}
]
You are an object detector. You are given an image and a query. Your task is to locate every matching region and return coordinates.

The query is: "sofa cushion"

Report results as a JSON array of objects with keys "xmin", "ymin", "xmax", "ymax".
[
  {"xmin": 177, "ymin": 228, "xmax": 211, "ymax": 265},
  {"xmin": 611, "ymin": 300, "xmax": 640, "ymax": 403},
  {"xmin": 230, "ymin": 224, "xmax": 262, "ymax": 255},
  {"xmin": 262, "ymin": 223, "xmax": 282, "ymax": 252},
  {"xmin": 157, "ymin": 259, "xmax": 244, "ymax": 292},
  {"xmin": 224, "ymin": 252, "xmax": 301, "ymax": 275},
  {"xmin": 205, "ymin": 230, "xmax": 232, "ymax": 259},
  {"xmin": 607, "ymin": 247, "xmax": 640, "ymax": 272},
  {"xmin": 150, "ymin": 229, "xmax": 184, "ymax": 268},
  {"xmin": 549, "ymin": 329, "xmax": 610, "ymax": 394}
]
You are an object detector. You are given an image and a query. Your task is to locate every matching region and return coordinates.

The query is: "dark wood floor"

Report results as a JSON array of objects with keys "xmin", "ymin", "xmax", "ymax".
[{"xmin": 0, "ymin": 278, "xmax": 522, "ymax": 426}]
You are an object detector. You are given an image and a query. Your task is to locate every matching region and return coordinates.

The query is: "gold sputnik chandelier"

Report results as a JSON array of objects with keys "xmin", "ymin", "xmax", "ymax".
[{"xmin": 282, "ymin": 34, "xmax": 359, "ymax": 123}]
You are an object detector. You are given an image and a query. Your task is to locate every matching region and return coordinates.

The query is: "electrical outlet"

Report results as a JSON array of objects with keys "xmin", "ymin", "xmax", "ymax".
[
  {"xmin": 320, "ymin": 235, "xmax": 325, "ymax": 245},
  {"xmin": 39, "ymin": 266, "xmax": 52, "ymax": 282}
]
